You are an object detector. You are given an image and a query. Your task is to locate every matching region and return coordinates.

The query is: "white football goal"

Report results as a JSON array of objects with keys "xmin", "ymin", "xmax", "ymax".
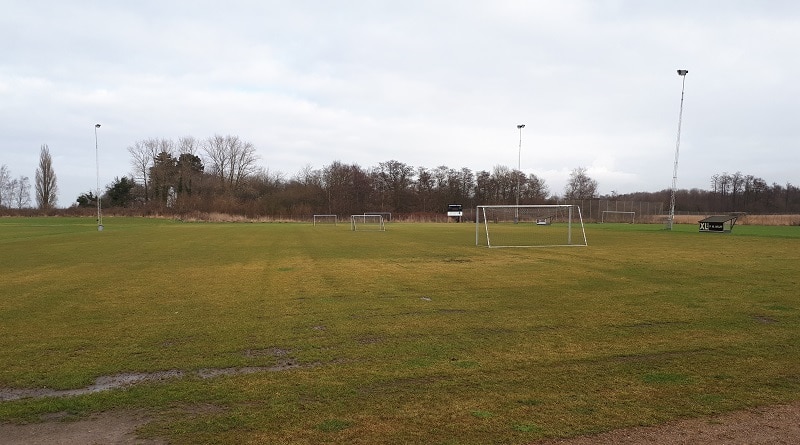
[
  {"xmin": 601, "ymin": 211, "xmax": 635, "ymax": 223},
  {"xmin": 351, "ymin": 214, "xmax": 386, "ymax": 231},
  {"xmin": 476, "ymin": 205, "xmax": 587, "ymax": 247},
  {"xmin": 313, "ymin": 214, "xmax": 339, "ymax": 226}
]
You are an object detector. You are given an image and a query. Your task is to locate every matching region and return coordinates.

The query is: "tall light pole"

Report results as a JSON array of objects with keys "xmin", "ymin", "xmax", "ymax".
[
  {"xmin": 668, "ymin": 70, "xmax": 688, "ymax": 230},
  {"xmin": 95, "ymin": 123, "xmax": 103, "ymax": 231},
  {"xmin": 516, "ymin": 124, "xmax": 525, "ymax": 223}
]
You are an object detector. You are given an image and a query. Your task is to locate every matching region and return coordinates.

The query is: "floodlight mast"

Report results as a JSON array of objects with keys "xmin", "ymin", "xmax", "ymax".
[
  {"xmin": 95, "ymin": 123, "xmax": 103, "ymax": 231},
  {"xmin": 515, "ymin": 124, "xmax": 525, "ymax": 223},
  {"xmin": 668, "ymin": 70, "xmax": 688, "ymax": 230}
]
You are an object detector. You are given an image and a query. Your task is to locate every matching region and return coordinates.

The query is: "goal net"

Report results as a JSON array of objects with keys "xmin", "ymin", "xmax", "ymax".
[
  {"xmin": 601, "ymin": 211, "xmax": 635, "ymax": 224},
  {"xmin": 313, "ymin": 214, "xmax": 338, "ymax": 226},
  {"xmin": 476, "ymin": 205, "xmax": 587, "ymax": 247},
  {"xmin": 351, "ymin": 214, "xmax": 386, "ymax": 231}
]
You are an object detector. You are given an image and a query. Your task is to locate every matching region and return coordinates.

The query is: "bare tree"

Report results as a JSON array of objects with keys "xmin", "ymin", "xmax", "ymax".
[
  {"xmin": 459, "ymin": 167, "xmax": 475, "ymax": 206},
  {"xmin": 414, "ymin": 166, "xmax": 435, "ymax": 212},
  {"xmin": 0, "ymin": 164, "xmax": 10, "ymax": 208},
  {"xmin": 35, "ymin": 144, "xmax": 58, "ymax": 209},
  {"xmin": 177, "ymin": 136, "xmax": 199, "ymax": 156},
  {"xmin": 490, "ymin": 165, "xmax": 515, "ymax": 202},
  {"xmin": 564, "ymin": 167, "xmax": 598, "ymax": 200},
  {"xmin": 473, "ymin": 170, "xmax": 492, "ymax": 204},
  {"xmin": 202, "ymin": 134, "xmax": 228, "ymax": 186},
  {"xmin": 718, "ymin": 172, "xmax": 732, "ymax": 196},
  {"xmin": 294, "ymin": 164, "xmax": 321, "ymax": 187},
  {"xmin": 444, "ymin": 168, "xmax": 463, "ymax": 205},
  {"xmin": 710, "ymin": 173, "xmax": 721, "ymax": 194},
  {"xmin": 158, "ymin": 138, "xmax": 176, "ymax": 158},
  {"xmin": 202, "ymin": 134, "xmax": 259, "ymax": 191},
  {"xmin": 127, "ymin": 138, "xmax": 160, "ymax": 202},
  {"xmin": 10, "ymin": 176, "xmax": 31, "ymax": 209},
  {"xmin": 322, "ymin": 161, "xmax": 372, "ymax": 216},
  {"xmin": 730, "ymin": 171, "xmax": 745, "ymax": 207},
  {"xmin": 523, "ymin": 173, "xmax": 549, "ymax": 202},
  {"xmin": 228, "ymin": 136, "xmax": 259, "ymax": 190},
  {"xmin": 374, "ymin": 160, "xmax": 414, "ymax": 212}
]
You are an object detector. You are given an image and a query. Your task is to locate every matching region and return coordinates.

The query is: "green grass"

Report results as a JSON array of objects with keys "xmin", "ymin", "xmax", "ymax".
[{"xmin": 1, "ymin": 217, "xmax": 799, "ymax": 444}]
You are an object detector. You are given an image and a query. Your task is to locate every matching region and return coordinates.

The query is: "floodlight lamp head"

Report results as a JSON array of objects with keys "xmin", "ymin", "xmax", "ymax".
[
  {"xmin": 95, "ymin": 123, "xmax": 101, "ymax": 128},
  {"xmin": 677, "ymin": 69, "xmax": 688, "ymax": 76},
  {"xmin": 517, "ymin": 124, "xmax": 525, "ymax": 129}
]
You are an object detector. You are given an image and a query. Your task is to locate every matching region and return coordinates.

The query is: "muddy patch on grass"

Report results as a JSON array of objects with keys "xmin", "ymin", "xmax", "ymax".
[
  {"xmin": 243, "ymin": 347, "xmax": 291, "ymax": 358},
  {"xmin": 0, "ymin": 410, "xmax": 164, "ymax": 445},
  {"xmin": 753, "ymin": 314, "xmax": 778, "ymax": 324},
  {"xmin": 443, "ymin": 257, "xmax": 472, "ymax": 263},
  {"xmin": 197, "ymin": 362, "xmax": 299, "ymax": 379},
  {"xmin": 0, "ymin": 371, "xmax": 185, "ymax": 402},
  {"xmin": 0, "ymin": 361, "xmax": 303, "ymax": 402},
  {"xmin": 357, "ymin": 336, "xmax": 384, "ymax": 345}
]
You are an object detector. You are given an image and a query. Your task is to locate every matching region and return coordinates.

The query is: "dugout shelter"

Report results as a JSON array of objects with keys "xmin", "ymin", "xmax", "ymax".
[{"xmin": 698, "ymin": 215, "xmax": 737, "ymax": 233}]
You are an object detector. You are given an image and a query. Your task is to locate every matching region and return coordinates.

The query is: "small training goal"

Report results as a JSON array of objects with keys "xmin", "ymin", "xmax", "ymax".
[
  {"xmin": 600, "ymin": 211, "xmax": 635, "ymax": 224},
  {"xmin": 351, "ymin": 214, "xmax": 386, "ymax": 231},
  {"xmin": 476, "ymin": 205, "xmax": 587, "ymax": 247},
  {"xmin": 313, "ymin": 214, "xmax": 339, "ymax": 226}
]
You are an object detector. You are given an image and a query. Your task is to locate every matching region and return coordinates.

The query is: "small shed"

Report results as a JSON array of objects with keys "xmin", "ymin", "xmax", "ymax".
[{"xmin": 698, "ymin": 215, "xmax": 737, "ymax": 233}]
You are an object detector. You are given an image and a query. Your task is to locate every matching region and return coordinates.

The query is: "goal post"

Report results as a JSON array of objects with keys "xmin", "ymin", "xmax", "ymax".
[
  {"xmin": 476, "ymin": 205, "xmax": 588, "ymax": 247},
  {"xmin": 313, "ymin": 214, "xmax": 338, "ymax": 226},
  {"xmin": 351, "ymin": 214, "xmax": 386, "ymax": 231},
  {"xmin": 601, "ymin": 211, "xmax": 635, "ymax": 224}
]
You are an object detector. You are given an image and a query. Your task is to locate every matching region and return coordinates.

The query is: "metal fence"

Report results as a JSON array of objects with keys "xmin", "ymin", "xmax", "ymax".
[{"xmin": 559, "ymin": 199, "xmax": 666, "ymax": 223}]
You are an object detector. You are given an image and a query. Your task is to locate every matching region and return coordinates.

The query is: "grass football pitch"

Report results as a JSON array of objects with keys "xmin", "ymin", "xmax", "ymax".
[{"xmin": 1, "ymin": 217, "xmax": 799, "ymax": 444}]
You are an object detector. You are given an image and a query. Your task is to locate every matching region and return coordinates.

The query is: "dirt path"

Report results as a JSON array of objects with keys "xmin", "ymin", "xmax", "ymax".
[
  {"xmin": 0, "ymin": 411, "xmax": 164, "ymax": 445},
  {"xmin": 1, "ymin": 402, "xmax": 799, "ymax": 444}
]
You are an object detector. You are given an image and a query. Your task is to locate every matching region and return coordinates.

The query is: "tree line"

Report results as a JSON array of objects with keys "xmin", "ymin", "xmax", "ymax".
[
  {"xmin": 0, "ymin": 145, "xmax": 56, "ymax": 211},
  {"xmin": 2, "ymin": 136, "xmax": 799, "ymax": 218},
  {"xmin": 93, "ymin": 134, "xmax": 799, "ymax": 217},
  {"xmin": 704, "ymin": 171, "xmax": 795, "ymax": 214},
  {"xmin": 74, "ymin": 134, "xmax": 563, "ymax": 219}
]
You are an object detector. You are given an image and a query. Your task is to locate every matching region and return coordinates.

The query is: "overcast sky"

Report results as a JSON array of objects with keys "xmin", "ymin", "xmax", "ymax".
[{"xmin": 2, "ymin": 0, "xmax": 799, "ymax": 206}]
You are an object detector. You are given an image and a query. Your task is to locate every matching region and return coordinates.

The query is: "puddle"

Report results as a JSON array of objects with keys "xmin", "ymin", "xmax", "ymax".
[{"xmin": 0, "ymin": 362, "xmax": 301, "ymax": 402}]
